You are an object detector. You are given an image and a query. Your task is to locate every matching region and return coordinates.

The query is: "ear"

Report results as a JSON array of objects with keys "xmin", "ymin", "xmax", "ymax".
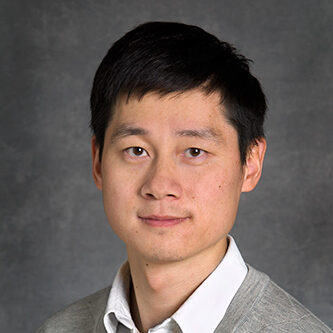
[
  {"xmin": 241, "ymin": 137, "xmax": 267, "ymax": 192},
  {"xmin": 92, "ymin": 136, "xmax": 103, "ymax": 191}
]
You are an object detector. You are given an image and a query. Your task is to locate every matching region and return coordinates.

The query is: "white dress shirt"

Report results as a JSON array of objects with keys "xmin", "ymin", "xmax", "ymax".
[{"xmin": 103, "ymin": 235, "xmax": 248, "ymax": 333}]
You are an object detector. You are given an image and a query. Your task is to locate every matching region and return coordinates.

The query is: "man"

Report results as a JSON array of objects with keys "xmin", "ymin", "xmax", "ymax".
[{"xmin": 37, "ymin": 22, "xmax": 332, "ymax": 333}]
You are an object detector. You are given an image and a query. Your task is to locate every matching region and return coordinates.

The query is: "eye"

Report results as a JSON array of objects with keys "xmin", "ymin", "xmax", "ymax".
[
  {"xmin": 184, "ymin": 147, "xmax": 206, "ymax": 158},
  {"xmin": 124, "ymin": 146, "xmax": 148, "ymax": 157}
]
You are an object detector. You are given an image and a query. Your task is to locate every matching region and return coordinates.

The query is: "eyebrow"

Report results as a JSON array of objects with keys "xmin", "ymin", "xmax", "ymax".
[
  {"xmin": 175, "ymin": 128, "xmax": 223, "ymax": 143},
  {"xmin": 109, "ymin": 123, "xmax": 223, "ymax": 144},
  {"xmin": 109, "ymin": 124, "xmax": 148, "ymax": 144}
]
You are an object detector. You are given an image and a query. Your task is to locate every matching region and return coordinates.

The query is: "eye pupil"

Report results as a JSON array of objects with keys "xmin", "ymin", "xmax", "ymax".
[
  {"xmin": 190, "ymin": 148, "xmax": 200, "ymax": 156},
  {"xmin": 133, "ymin": 147, "xmax": 143, "ymax": 155}
]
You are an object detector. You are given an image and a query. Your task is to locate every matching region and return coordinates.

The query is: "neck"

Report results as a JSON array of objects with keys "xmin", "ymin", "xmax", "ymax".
[{"xmin": 127, "ymin": 238, "xmax": 228, "ymax": 333}]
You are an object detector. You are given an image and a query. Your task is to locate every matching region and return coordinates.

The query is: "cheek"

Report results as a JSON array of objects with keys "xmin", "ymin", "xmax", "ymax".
[
  {"xmin": 102, "ymin": 158, "xmax": 138, "ymax": 200},
  {"xmin": 101, "ymin": 164, "xmax": 139, "ymax": 232},
  {"xmin": 184, "ymin": 167, "xmax": 243, "ymax": 223},
  {"xmin": 184, "ymin": 168, "xmax": 231, "ymax": 203}
]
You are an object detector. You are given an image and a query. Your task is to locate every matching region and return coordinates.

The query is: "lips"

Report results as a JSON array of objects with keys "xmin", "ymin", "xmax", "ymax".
[{"xmin": 138, "ymin": 215, "xmax": 189, "ymax": 227}]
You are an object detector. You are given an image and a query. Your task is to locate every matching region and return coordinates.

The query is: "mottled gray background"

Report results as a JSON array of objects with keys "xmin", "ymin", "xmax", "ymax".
[{"xmin": 1, "ymin": 0, "xmax": 332, "ymax": 332}]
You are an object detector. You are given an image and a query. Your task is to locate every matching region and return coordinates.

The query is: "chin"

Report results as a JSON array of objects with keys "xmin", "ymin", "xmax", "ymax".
[
  {"xmin": 137, "ymin": 242, "xmax": 206, "ymax": 264},
  {"xmin": 127, "ymin": 241, "xmax": 188, "ymax": 263},
  {"xmin": 143, "ymin": 252, "xmax": 187, "ymax": 264}
]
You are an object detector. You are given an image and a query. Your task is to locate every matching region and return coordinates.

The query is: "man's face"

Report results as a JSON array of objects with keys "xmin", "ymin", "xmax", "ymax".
[{"xmin": 93, "ymin": 89, "xmax": 264, "ymax": 263}]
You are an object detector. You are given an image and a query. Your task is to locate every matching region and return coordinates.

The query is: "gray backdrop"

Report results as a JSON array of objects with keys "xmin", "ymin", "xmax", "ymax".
[{"xmin": 1, "ymin": 1, "xmax": 332, "ymax": 332}]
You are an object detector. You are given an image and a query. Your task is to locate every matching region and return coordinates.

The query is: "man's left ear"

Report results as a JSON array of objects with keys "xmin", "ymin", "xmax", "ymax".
[{"xmin": 241, "ymin": 137, "xmax": 267, "ymax": 192}]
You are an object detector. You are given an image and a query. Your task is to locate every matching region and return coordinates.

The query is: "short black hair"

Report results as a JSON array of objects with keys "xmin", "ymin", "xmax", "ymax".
[{"xmin": 90, "ymin": 21, "xmax": 267, "ymax": 163}]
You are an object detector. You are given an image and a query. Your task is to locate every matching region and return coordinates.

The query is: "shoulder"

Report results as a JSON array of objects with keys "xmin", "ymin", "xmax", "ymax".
[
  {"xmin": 241, "ymin": 266, "xmax": 332, "ymax": 332},
  {"xmin": 252, "ymin": 270, "xmax": 331, "ymax": 332},
  {"xmin": 216, "ymin": 265, "xmax": 332, "ymax": 333},
  {"xmin": 36, "ymin": 286, "xmax": 110, "ymax": 333}
]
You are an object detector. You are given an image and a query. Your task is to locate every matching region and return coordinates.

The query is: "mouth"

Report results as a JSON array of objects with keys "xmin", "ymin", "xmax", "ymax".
[{"xmin": 138, "ymin": 215, "xmax": 190, "ymax": 227}]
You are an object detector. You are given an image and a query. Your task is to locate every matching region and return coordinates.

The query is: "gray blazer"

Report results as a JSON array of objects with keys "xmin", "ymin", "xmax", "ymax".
[{"xmin": 37, "ymin": 265, "xmax": 332, "ymax": 332}]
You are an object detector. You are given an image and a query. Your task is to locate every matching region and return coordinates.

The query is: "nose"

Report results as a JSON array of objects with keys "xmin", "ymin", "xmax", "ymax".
[{"xmin": 140, "ymin": 157, "xmax": 182, "ymax": 200}]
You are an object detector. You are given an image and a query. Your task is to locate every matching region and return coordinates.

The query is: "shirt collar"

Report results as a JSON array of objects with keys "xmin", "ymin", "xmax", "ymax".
[
  {"xmin": 104, "ymin": 235, "xmax": 247, "ymax": 333},
  {"xmin": 171, "ymin": 235, "xmax": 247, "ymax": 333},
  {"xmin": 104, "ymin": 261, "xmax": 135, "ymax": 332}
]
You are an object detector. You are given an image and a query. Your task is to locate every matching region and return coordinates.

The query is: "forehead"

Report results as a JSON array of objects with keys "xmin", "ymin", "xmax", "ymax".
[
  {"xmin": 102, "ymin": 89, "xmax": 241, "ymax": 152},
  {"xmin": 111, "ymin": 88, "xmax": 229, "ymax": 127}
]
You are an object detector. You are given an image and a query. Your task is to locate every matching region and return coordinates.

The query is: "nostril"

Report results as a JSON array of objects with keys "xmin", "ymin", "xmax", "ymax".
[
  {"xmin": 140, "ymin": 178, "xmax": 182, "ymax": 200},
  {"xmin": 144, "ymin": 192, "xmax": 177, "ymax": 199}
]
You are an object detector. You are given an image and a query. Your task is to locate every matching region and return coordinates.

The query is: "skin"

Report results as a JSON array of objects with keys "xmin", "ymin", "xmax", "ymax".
[{"xmin": 92, "ymin": 88, "xmax": 266, "ymax": 333}]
